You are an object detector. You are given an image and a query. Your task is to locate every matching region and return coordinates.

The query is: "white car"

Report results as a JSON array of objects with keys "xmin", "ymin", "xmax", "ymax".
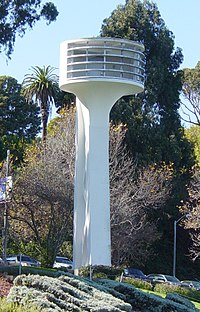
[{"xmin": 53, "ymin": 256, "xmax": 73, "ymax": 269}]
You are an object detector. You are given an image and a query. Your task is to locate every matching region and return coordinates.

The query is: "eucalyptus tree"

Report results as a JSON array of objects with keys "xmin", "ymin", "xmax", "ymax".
[
  {"xmin": 23, "ymin": 65, "xmax": 59, "ymax": 142},
  {"xmin": 181, "ymin": 168, "xmax": 200, "ymax": 260},
  {"xmin": 181, "ymin": 62, "xmax": 200, "ymax": 126},
  {"xmin": 100, "ymin": 0, "xmax": 189, "ymax": 168}
]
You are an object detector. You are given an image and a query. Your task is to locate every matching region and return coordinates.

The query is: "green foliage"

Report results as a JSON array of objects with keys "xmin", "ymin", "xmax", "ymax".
[
  {"xmin": 10, "ymin": 110, "xmax": 75, "ymax": 267},
  {"xmin": 0, "ymin": 76, "xmax": 40, "ymax": 164},
  {"xmin": 4, "ymin": 272, "xmax": 200, "ymax": 311},
  {"xmin": 123, "ymin": 277, "xmax": 153, "ymax": 291},
  {"xmin": 58, "ymin": 241, "xmax": 73, "ymax": 260},
  {"xmin": 22, "ymin": 66, "xmax": 59, "ymax": 142},
  {"xmin": 97, "ymin": 279, "xmax": 199, "ymax": 312},
  {"xmin": 101, "ymin": 0, "xmax": 194, "ymax": 170},
  {"xmin": 0, "ymin": 0, "xmax": 58, "ymax": 57},
  {"xmin": 100, "ymin": 0, "xmax": 195, "ymax": 274},
  {"xmin": 185, "ymin": 126, "xmax": 200, "ymax": 165},
  {"xmin": 154, "ymin": 283, "xmax": 200, "ymax": 303},
  {"xmin": 166, "ymin": 293, "xmax": 196, "ymax": 310},
  {"xmin": 0, "ymin": 265, "xmax": 72, "ymax": 278},
  {"xmin": 53, "ymin": 90, "xmax": 76, "ymax": 111},
  {"xmin": 0, "ymin": 297, "xmax": 41, "ymax": 312},
  {"xmin": 182, "ymin": 62, "xmax": 200, "ymax": 126},
  {"xmin": 79, "ymin": 265, "xmax": 122, "ymax": 280}
]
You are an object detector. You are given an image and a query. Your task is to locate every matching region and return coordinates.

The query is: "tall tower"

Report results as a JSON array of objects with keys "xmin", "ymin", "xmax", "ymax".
[{"xmin": 59, "ymin": 37, "xmax": 145, "ymax": 269}]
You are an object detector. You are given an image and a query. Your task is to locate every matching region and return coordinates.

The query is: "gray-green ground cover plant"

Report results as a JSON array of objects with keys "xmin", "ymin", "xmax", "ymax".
[
  {"xmin": 166, "ymin": 293, "xmax": 196, "ymax": 310},
  {"xmin": 6, "ymin": 273, "xmax": 200, "ymax": 311},
  {"xmin": 7, "ymin": 274, "xmax": 131, "ymax": 311}
]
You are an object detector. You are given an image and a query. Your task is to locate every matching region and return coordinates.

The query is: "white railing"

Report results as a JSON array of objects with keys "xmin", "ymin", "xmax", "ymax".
[{"xmin": 64, "ymin": 38, "xmax": 145, "ymax": 83}]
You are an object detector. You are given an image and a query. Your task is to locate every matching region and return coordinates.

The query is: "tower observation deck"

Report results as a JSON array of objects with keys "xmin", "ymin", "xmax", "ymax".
[{"xmin": 60, "ymin": 37, "xmax": 145, "ymax": 93}]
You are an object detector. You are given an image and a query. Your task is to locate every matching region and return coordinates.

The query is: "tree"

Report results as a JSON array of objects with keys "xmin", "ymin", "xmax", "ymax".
[
  {"xmin": 100, "ymin": 0, "xmax": 190, "ymax": 168},
  {"xmin": 10, "ymin": 109, "xmax": 75, "ymax": 266},
  {"xmin": 100, "ymin": 3, "xmax": 194, "ymax": 273},
  {"xmin": 181, "ymin": 62, "xmax": 200, "ymax": 126},
  {"xmin": 109, "ymin": 125, "xmax": 173, "ymax": 266},
  {"xmin": 0, "ymin": 0, "xmax": 58, "ymax": 57},
  {"xmin": 10, "ymin": 109, "xmax": 173, "ymax": 267},
  {"xmin": 181, "ymin": 167, "xmax": 200, "ymax": 260},
  {"xmin": 22, "ymin": 65, "xmax": 59, "ymax": 142},
  {"xmin": 184, "ymin": 126, "xmax": 200, "ymax": 165},
  {"xmin": 0, "ymin": 76, "xmax": 40, "ymax": 164}
]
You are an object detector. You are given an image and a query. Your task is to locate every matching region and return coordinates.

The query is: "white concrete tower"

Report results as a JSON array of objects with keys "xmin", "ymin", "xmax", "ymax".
[{"xmin": 59, "ymin": 37, "xmax": 145, "ymax": 269}]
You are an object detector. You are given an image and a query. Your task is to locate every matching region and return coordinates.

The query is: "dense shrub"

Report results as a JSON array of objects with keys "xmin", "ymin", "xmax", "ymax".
[
  {"xmin": 79, "ymin": 265, "xmax": 122, "ymax": 280},
  {"xmin": 8, "ymin": 274, "xmax": 132, "ymax": 311},
  {"xmin": 97, "ymin": 279, "xmax": 199, "ymax": 312},
  {"xmin": 154, "ymin": 283, "xmax": 200, "ymax": 302},
  {"xmin": 6, "ymin": 273, "xmax": 200, "ymax": 312},
  {"xmin": 166, "ymin": 293, "xmax": 196, "ymax": 310},
  {"xmin": 0, "ymin": 265, "xmax": 70, "ymax": 278},
  {"xmin": 122, "ymin": 277, "xmax": 153, "ymax": 291}
]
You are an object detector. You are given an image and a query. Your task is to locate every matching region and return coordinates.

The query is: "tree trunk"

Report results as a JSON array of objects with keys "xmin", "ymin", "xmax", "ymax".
[{"xmin": 41, "ymin": 107, "xmax": 49, "ymax": 142}]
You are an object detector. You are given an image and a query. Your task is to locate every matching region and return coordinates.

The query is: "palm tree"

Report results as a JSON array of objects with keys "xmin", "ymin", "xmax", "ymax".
[{"xmin": 23, "ymin": 65, "xmax": 58, "ymax": 142}]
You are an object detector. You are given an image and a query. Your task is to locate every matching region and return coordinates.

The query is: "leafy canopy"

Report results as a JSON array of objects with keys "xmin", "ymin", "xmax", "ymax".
[
  {"xmin": 184, "ymin": 126, "xmax": 200, "ymax": 165},
  {"xmin": 23, "ymin": 65, "xmax": 59, "ymax": 142},
  {"xmin": 0, "ymin": 76, "xmax": 40, "ymax": 164},
  {"xmin": 0, "ymin": 0, "xmax": 59, "ymax": 57},
  {"xmin": 100, "ymin": 0, "xmax": 194, "ymax": 170},
  {"xmin": 181, "ymin": 62, "xmax": 200, "ymax": 126}
]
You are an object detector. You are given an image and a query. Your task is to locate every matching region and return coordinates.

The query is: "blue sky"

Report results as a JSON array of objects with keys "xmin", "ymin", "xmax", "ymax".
[{"xmin": 0, "ymin": 0, "xmax": 199, "ymax": 84}]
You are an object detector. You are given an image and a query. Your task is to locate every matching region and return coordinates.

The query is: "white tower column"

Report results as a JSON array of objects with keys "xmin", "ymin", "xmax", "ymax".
[{"xmin": 73, "ymin": 83, "xmax": 136, "ymax": 268}]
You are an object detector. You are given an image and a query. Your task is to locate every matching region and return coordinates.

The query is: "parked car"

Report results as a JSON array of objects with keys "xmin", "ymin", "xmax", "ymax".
[
  {"xmin": 123, "ymin": 268, "xmax": 149, "ymax": 280},
  {"xmin": 181, "ymin": 280, "xmax": 200, "ymax": 290},
  {"xmin": 53, "ymin": 256, "xmax": 73, "ymax": 269},
  {"xmin": 147, "ymin": 274, "xmax": 181, "ymax": 286},
  {"xmin": 6, "ymin": 255, "xmax": 41, "ymax": 267}
]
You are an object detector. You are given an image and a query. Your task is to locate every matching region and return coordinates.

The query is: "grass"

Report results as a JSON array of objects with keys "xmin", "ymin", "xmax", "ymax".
[{"xmin": 193, "ymin": 301, "xmax": 200, "ymax": 310}]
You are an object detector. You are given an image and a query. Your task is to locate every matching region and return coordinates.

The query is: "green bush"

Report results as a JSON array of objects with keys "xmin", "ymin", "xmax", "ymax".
[
  {"xmin": 93, "ymin": 272, "xmax": 108, "ymax": 279},
  {"xmin": 132, "ymin": 291, "xmax": 197, "ymax": 312},
  {"xmin": 166, "ymin": 292, "xmax": 196, "ymax": 310},
  {"xmin": 0, "ymin": 265, "xmax": 72, "ymax": 278},
  {"xmin": 97, "ymin": 279, "xmax": 199, "ymax": 312},
  {"xmin": 79, "ymin": 265, "xmax": 122, "ymax": 280},
  {"xmin": 154, "ymin": 283, "xmax": 200, "ymax": 302},
  {"xmin": 122, "ymin": 276, "xmax": 153, "ymax": 291},
  {"xmin": 5, "ymin": 273, "xmax": 200, "ymax": 312}
]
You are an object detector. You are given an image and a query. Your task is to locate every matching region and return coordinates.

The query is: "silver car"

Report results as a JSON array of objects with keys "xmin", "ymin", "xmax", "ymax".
[{"xmin": 147, "ymin": 274, "xmax": 181, "ymax": 286}]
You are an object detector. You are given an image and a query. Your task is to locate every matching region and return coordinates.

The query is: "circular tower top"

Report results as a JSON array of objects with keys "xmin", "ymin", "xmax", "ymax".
[{"xmin": 59, "ymin": 37, "xmax": 145, "ymax": 95}]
